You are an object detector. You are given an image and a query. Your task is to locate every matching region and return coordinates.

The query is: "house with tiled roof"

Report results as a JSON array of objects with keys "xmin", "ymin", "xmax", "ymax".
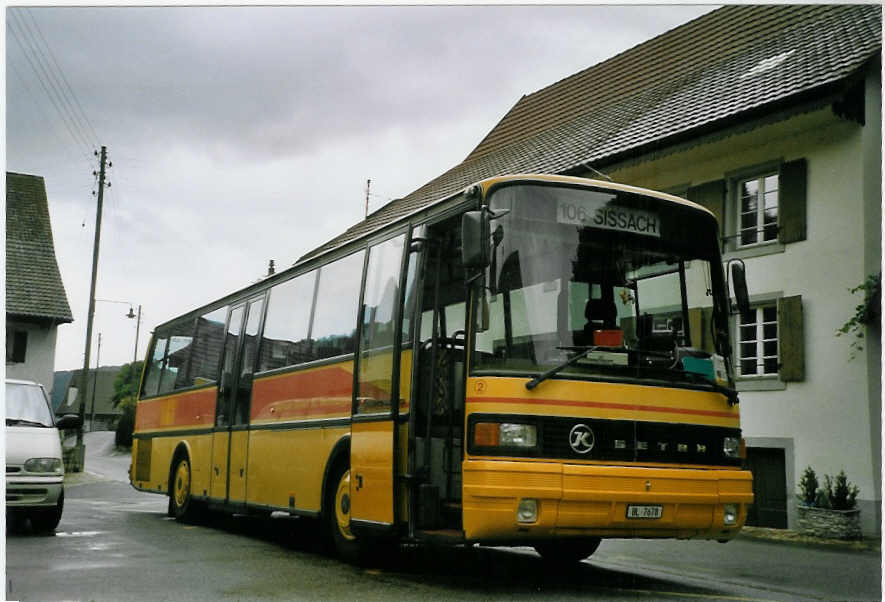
[
  {"xmin": 55, "ymin": 365, "xmax": 123, "ymax": 432},
  {"xmin": 6, "ymin": 172, "xmax": 74, "ymax": 391},
  {"xmin": 301, "ymin": 5, "xmax": 881, "ymax": 534}
]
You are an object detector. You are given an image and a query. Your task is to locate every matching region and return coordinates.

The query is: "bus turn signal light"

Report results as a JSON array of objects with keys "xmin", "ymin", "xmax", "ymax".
[{"xmin": 474, "ymin": 422, "xmax": 500, "ymax": 447}]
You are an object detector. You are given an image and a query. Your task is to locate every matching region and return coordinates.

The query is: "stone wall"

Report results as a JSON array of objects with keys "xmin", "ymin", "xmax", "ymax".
[{"xmin": 796, "ymin": 506, "xmax": 863, "ymax": 540}]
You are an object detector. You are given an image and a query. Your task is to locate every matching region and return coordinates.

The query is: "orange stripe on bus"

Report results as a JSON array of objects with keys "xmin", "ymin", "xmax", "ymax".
[
  {"xmin": 467, "ymin": 396, "xmax": 737, "ymax": 419},
  {"xmin": 251, "ymin": 366, "xmax": 354, "ymax": 421},
  {"xmin": 135, "ymin": 388, "xmax": 216, "ymax": 431}
]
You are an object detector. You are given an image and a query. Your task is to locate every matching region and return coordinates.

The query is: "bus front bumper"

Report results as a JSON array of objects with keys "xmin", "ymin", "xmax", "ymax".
[{"xmin": 462, "ymin": 460, "xmax": 753, "ymax": 542}]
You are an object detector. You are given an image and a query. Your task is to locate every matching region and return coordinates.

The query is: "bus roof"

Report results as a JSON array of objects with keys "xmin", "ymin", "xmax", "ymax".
[{"xmin": 152, "ymin": 174, "xmax": 713, "ymax": 332}]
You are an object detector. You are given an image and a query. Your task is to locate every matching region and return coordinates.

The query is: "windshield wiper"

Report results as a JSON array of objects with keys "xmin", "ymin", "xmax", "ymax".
[
  {"xmin": 6, "ymin": 418, "xmax": 51, "ymax": 427},
  {"xmin": 526, "ymin": 346, "xmax": 611, "ymax": 390}
]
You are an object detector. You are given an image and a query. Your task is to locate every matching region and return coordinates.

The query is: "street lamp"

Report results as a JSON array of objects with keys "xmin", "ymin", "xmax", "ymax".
[
  {"xmin": 95, "ymin": 299, "xmax": 143, "ymax": 364},
  {"xmin": 125, "ymin": 304, "xmax": 143, "ymax": 364}
]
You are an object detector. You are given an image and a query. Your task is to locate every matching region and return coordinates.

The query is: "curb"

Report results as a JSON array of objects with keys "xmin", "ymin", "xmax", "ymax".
[{"xmin": 738, "ymin": 526, "xmax": 881, "ymax": 553}]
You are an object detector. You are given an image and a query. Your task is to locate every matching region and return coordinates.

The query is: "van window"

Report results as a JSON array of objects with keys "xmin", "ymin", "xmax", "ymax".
[{"xmin": 6, "ymin": 382, "xmax": 53, "ymax": 427}]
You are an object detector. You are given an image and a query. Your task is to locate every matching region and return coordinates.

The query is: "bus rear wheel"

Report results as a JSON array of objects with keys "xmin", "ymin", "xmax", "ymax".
[
  {"xmin": 170, "ymin": 456, "xmax": 200, "ymax": 523},
  {"xmin": 327, "ymin": 462, "xmax": 360, "ymax": 562},
  {"xmin": 534, "ymin": 537, "xmax": 601, "ymax": 564}
]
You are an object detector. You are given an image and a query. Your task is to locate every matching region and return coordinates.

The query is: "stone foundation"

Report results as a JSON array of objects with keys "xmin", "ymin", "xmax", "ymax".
[{"xmin": 796, "ymin": 506, "xmax": 863, "ymax": 540}]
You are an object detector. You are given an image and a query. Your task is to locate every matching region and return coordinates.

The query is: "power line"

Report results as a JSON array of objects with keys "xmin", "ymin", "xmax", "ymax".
[
  {"xmin": 7, "ymin": 16, "xmax": 94, "ymax": 167},
  {"xmin": 7, "ymin": 59, "xmax": 82, "ymax": 166},
  {"xmin": 23, "ymin": 8, "xmax": 100, "ymax": 147},
  {"xmin": 9, "ymin": 10, "xmax": 97, "ymax": 153}
]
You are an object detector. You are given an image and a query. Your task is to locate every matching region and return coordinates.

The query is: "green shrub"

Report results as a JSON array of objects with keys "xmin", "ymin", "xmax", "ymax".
[
  {"xmin": 823, "ymin": 470, "xmax": 859, "ymax": 511},
  {"xmin": 797, "ymin": 466, "xmax": 819, "ymax": 506},
  {"xmin": 115, "ymin": 396, "xmax": 137, "ymax": 448}
]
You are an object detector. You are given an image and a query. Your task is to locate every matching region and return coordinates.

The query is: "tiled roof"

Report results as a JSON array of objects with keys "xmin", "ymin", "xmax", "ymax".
[
  {"xmin": 301, "ymin": 4, "xmax": 881, "ymax": 262},
  {"xmin": 6, "ymin": 172, "xmax": 74, "ymax": 323}
]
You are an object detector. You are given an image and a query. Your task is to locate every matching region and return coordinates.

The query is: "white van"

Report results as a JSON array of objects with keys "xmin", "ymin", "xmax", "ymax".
[{"xmin": 6, "ymin": 379, "xmax": 82, "ymax": 531}]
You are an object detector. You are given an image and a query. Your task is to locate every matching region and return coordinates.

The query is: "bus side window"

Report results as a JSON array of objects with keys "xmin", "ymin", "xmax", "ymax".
[
  {"xmin": 356, "ymin": 234, "xmax": 405, "ymax": 415},
  {"xmin": 259, "ymin": 271, "xmax": 316, "ymax": 372},
  {"xmin": 141, "ymin": 336, "xmax": 167, "ymax": 397},
  {"xmin": 157, "ymin": 320, "xmax": 196, "ymax": 395},
  {"xmin": 189, "ymin": 307, "xmax": 228, "ymax": 387},
  {"xmin": 310, "ymin": 251, "xmax": 365, "ymax": 361}
]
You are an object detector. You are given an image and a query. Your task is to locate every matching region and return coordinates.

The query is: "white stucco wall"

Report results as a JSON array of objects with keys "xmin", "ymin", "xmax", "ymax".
[
  {"xmin": 6, "ymin": 320, "xmax": 60, "ymax": 393},
  {"xmin": 605, "ymin": 84, "xmax": 881, "ymax": 533}
]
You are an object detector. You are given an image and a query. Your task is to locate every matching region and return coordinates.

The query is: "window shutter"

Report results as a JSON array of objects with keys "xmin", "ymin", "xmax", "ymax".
[
  {"xmin": 778, "ymin": 295, "xmax": 804, "ymax": 381},
  {"xmin": 686, "ymin": 180, "xmax": 725, "ymax": 249},
  {"xmin": 778, "ymin": 159, "xmax": 807, "ymax": 244}
]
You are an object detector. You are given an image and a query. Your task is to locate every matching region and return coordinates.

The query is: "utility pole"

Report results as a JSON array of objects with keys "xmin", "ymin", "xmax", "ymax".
[
  {"xmin": 365, "ymin": 179, "xmax": 371, "ymax": 218},
  {"xmin": 75, "ymin": 145, "xmax": 108, "ymax": 471},
  {"xmin": 89, "ymin": 333, "xmax": 101, "ymax": 432}
]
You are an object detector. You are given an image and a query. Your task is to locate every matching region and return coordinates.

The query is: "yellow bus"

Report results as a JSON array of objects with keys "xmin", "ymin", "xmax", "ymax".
[{"xmin": 131, "ymin": 174, "xmax": 753, "ymax": 563}]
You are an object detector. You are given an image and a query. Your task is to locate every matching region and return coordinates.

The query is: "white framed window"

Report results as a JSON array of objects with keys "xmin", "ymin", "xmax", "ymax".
[
  {"xmin": 737, "ymin": 173, "xmax": 779, "ymax": 247},
  {"xmin": 737, "ymin": 305, "xmax": 778, "ymax": 377}
]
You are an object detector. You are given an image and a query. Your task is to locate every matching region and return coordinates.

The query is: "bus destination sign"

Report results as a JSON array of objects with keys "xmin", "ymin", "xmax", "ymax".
[{"xmin": 557, "ymin": 195, "xmax": 660, "ymax": 238}]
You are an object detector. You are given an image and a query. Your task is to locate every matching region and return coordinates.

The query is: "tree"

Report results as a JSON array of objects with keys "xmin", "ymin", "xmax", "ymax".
[
  {"xmin": 112, "ymin": 361, "xmax": 142, "ymax": 448},
  {"xmin": 112, "ymin": 361, "xmax": 143, "ymax": 407}
]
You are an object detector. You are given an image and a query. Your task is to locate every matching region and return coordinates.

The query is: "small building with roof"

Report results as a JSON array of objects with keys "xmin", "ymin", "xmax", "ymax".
[{"xmin": 6, "ymin": 172, "xmax": 74, "ymax": 393}]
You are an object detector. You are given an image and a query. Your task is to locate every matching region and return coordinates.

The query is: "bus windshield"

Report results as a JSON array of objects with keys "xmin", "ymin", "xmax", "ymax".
[{"xmin": 472, "ymin": 183, "xmax": 731, "ymax": 386}]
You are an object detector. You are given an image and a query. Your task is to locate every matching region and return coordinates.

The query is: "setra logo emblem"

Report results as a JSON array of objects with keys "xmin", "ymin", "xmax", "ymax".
[{"xmin": 569, "ymin": 424, "xmax": 595, "ymax": 454}]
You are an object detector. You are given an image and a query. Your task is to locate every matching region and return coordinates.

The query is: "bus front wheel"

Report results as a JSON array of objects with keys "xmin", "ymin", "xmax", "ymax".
[
  {"xmin": 534, "ymin": 537, "xmax": 601, "ymax": 564},
  {"xmin": 170, "ymin": 455, "xmax": 200, "ymax": 523},
  {"xmin": 327, "ymin": 462, "xmax": 360, "ymax": 562}
]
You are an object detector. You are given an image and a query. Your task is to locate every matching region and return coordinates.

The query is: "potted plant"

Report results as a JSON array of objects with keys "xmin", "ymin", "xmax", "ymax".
[{"xmin": 796, "ymin": 467, "xmax": 862, "ymax": 540}]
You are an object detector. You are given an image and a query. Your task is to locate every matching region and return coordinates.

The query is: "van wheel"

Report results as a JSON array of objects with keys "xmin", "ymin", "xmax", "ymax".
[
  {"xmin": 327, "ymin": 462, "xmax": 360, "ymax": 562},
  {"xmin": 170, "ymin": 456, "xmax": 200, "ymax": 523},
  {"xmin": 534, "ymin": 537, "xmax": 601, "ymax": 564},
  {"xmin": 31, "ymin": 491, "xmax": 64, "ymax": 533}
]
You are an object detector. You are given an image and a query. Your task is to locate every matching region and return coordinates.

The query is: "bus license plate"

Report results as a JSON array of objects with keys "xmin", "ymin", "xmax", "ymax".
[{"xmin": 626, "ymin": 505, "xmax": 663, "ymax": 519}]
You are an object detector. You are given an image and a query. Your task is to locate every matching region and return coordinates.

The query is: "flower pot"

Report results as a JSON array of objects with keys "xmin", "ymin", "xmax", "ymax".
[{"xmin": 796, "ymin": 505, "xmax": 862, "ymax": 540}]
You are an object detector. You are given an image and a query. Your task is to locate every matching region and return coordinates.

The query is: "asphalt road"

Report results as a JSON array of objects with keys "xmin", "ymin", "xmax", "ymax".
[{"xmin": 5, "ymin": 437, "xmax": 882, "ymax": 601}]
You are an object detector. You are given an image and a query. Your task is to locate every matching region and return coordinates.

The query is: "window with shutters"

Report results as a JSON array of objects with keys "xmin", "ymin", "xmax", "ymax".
[
  {"xmin": 734, "ymin": 295, "xmax": 804, "ymax": 389},
  {"xmin": 689, "ymin": 158, "xmax": 806, "ymax": 259}
]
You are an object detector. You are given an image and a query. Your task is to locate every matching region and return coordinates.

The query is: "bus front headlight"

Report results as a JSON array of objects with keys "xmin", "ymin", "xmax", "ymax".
[
  {"xmin": 499, "ymin": 423, "xmax": 537, "ymax": 447},
  {"xmin": 474, "ymin": 422, "xmax": 537, "ymax": 448},
  {"xmin": 723, "ymin": 437, "xmax": 740, "ymax": 458}
]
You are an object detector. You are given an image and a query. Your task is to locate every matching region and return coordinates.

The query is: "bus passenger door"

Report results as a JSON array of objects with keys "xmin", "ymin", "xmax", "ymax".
[
  {"xmin": 228, "ymin": 295, "xmax": 265, "ymax": 505},
  {"xmin": 210, "ymin": 304, "xmax": 245, "ymax": 501},
  {"xmin": 350, "ymin": 233, "xmax": 409, "ymax": 530}
]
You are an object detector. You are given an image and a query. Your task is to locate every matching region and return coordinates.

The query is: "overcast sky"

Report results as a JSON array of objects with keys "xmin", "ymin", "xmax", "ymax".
[{"xmin": 6, "ymin": 5, "xmax": 715, "ymax": 373}]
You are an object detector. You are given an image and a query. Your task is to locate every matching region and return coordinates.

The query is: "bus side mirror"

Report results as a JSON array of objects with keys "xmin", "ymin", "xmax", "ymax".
[
  {"xmin": 461, "ymin": 210, "xmax": 490, "ymax": 269},
  {"xmin": 730, "ymin": 262, "xmax": 750, "ymax": 315}
]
